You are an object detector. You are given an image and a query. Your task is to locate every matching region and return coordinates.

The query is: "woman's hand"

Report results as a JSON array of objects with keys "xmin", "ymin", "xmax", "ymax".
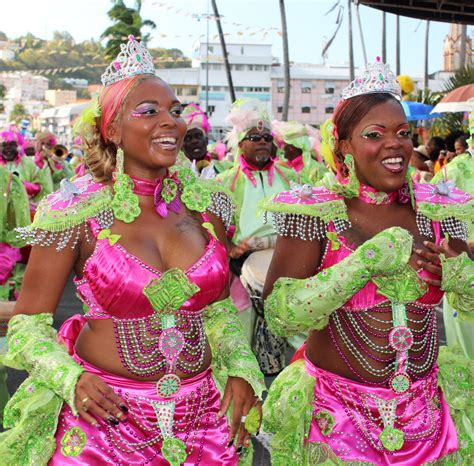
[
  {"xmin": 75, "ymin": 372, "xmax": 128, "ymax": 427},
  {"xmin": 415, "ymin": 238, "xmax": 459, "ymax": 287},
  {"xmin": 217, "ymin": 376, "xmax": 262, "ymax": 454}
]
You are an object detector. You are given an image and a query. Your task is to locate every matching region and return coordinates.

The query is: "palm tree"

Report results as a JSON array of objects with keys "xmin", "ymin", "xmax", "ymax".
[
  {"xmin": 279, "ymin": 0, "xmax": 290, "ymax": 121},
  {"xmin": 211, "ymin": 0, "xmax": 235, "ymax": 103},
  {"xmin": 101, "ymin": 0, "xmax": 156, "ymax": 60}
]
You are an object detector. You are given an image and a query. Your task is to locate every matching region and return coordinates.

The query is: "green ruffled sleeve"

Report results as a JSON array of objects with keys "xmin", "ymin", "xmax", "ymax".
[
  {"xmin": 203, "ymin": 297, "xmax": 265, "ymax": 399},
  {"xmin": 263, "ymin": 359, "xmax": 315, "ymax": 465},
  {"xmin": 441, "ymin": 252, "xmax": 474, "ymax": 321},
  {"xmin": 0, "ymin": 377, "xmax": 62, "ymax": 465},
  {"xmin": 265, "ymin": 227, "xmax": 413, "ymax": 336},
  {"xmin": 2, "ymin": 313, "xmax": 84, "ymax": 415},
  {"xmin": 437, "ymin": 345, "xmax": 474, "ymax": 464}
]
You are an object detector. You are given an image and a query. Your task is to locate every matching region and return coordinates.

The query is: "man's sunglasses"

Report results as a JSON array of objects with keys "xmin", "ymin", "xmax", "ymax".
[{"xmin": 243, "ymin": 134, "xmax": 274, "ymax": 143}]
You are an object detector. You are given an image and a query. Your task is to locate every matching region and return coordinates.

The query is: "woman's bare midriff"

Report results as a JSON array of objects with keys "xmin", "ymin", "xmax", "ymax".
[
  {"xmin": 75, "ymin": 319, "xmax": 212, "ymax": 381},
  {"xmin": 305, "ymin": 306, "xmax": 436, "ymax": 384}
]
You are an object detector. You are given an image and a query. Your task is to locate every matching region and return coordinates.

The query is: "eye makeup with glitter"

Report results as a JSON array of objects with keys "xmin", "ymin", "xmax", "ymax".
[
  {"xmin": 131, "ymin": 102, "xmax": 158, "ymax": 117},
  {"xmin": 397, "ymin": 125, "xmax": 411, "ymax": 138},
  {"xmin": 361, "ymin": 125, "xmax": 385, "ymax": 139}
]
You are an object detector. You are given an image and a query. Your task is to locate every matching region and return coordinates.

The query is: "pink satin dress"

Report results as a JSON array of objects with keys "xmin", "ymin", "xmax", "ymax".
[
  {"xmin": 304, "ymin": 221, "xmax": 458, "ymax": 465},
  {"xmin": 49, "ymin": 214, "xmax": 239, "ymax": 465}
]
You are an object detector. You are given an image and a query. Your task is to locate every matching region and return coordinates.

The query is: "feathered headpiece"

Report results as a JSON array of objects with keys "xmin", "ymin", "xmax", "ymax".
[
  {"xmin": 182, "ymin": 103, "xmax": 211, "ymax": 135},
  {"xmin": 225, "ymin": 98, "xmax": 272, "ymax": 151}
]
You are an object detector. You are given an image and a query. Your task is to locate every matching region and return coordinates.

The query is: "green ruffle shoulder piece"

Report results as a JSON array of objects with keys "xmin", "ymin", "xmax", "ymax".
[
  {"xmin": 173, "ymin": 166, "xmax": 236, "ymax": 230},
  {"xmin": 437, "ymin": 345, "xmax": 474, "ymax": 464},
  {"xmin": 415, "ymin": 181, "xmax": 474, "ymax": 242},
  {"xmin": 16, "ymin": 175, "xmax": 114, "ymax": 251},
  {"xmin": 263, "ymin": 359, "xmax": 315, "ymax": 466},
  {"xmin": 259, "ymin": 183, "xmax": 349, "ymax": 242}
]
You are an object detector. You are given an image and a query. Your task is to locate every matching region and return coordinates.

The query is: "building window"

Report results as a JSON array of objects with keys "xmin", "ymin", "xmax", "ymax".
[
  {"xmin": 248, "ymin": 65, "xmax": 254, "ymax": 71},
  {"xmin": 325, "ymin": 81, "xmax": 335, "ymax": 94},
  {"xmin": 235, "ymin": 64, "xmax": 244, "ymax": 71},
  {"xmin": 175, "ymin": 87, "xmax": 183, "ymax": 96},
  {"xmin": 212, "ymin": 86, "xmax": 223, "ymax": 91},
  {"xmin": 277, "ymin": 86, "xmax": 284, "ymax": 93},
  {"xmin": 241, "ymin": 46, "xmax": 244, "ymax": 55},
  {"xmin": 212, "ymin": 64, "xmax": 222, "ymax": 70},
  {"xmin": 208, "ymin": 105, "xmax": 216, "ymax": 115},
  {"xmin": 302, "ymin": 106, "xmax": 311, "ymax": 114},
  {"xmin": 325, "ymin": 106, "xmax": 335, "ymax": 114},
  {"xmin": 301, "ymin": 81, "xmax": 312, "ymax": 93},
  {"xmin": 235, "ymin": 86, "xmax": 245, "ymax": 92},
  {"xmin": 189, "ymin": 88, "xmax": 197, "ymax": 96},
  {"xmin": 201, "ymin": 63, "xmax": 207, "ymax": 70},
  {"xmin": 208, "ymin": 46, "xmax": 214, "ymax": 53},
  {"xmin": 277, "ymin": 106, "xmax": 283, "ymax": 113}
]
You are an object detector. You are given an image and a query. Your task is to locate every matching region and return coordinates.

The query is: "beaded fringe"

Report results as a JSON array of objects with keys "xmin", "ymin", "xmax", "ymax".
[
  {"xmin": 208, "ymin": 192, "xmax": 235, "ymax": 230},
  {"xmin": 16, "ymin": 208, "xmax": 114, "ymax": 252},
  {"xmin": 268, "ymin": 212, "xmax": 351, "ymax": 242},
  {"xmin": 416, "ymin": 211, "xmax": 468, "ymax": 241}
]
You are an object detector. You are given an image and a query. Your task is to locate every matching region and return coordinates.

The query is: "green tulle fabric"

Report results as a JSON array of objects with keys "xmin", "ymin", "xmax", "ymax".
[
  {"xmin": 0, "ymin": 313, "xmax": 84, "ymax": 465},
  {"xmin": 437, "ymin": 345, "xmax": 474, "ymax": 465},
  {"xmin": 203, "ymin": 297, "xmax": 265, "ymax": 399},
  {"xmin": 2, "ymin": 313, "xmax": 83, "ymax": 413},
  {"xmin": 259, "ymin": 190, "xmax": 349, "ymax": 225},
  {"xmin": 0, "ymin": 167, "xmax": 30, "ymax": 247},
  {"xmin": 28, "ymin": 186, "xmax": 113, "ymax": 234},
  {"xmin": 440, "ymin": 252, "xmax": 474, "ymax": 321},
  {"xmin": 262, "ymin": 359, "xmax": 315, "ymax": 465},
  {"xmin": 265, "ymin": 227, "xmax": 413, "ymax": 336}
]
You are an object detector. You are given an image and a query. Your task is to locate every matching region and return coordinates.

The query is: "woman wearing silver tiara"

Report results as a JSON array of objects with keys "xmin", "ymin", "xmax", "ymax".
[
  {"xmin": 261, "ymin": 57, "xmax": 474, "ymax": 465},
  {"xmin": 0, "ymin": 36, "xmax": 264, "ymax": 465}
]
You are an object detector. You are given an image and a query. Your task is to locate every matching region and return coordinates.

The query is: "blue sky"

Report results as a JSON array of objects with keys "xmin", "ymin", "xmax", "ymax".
[{"xmin": 1, "ymin": 0, "xmax": 472, "ymax": 77}]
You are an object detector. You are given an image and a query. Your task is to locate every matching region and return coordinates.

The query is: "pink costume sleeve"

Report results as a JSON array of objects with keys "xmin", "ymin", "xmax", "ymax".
[{"xmin": 23, "ymin": 181, "xmax": 41, "ymax": 197}]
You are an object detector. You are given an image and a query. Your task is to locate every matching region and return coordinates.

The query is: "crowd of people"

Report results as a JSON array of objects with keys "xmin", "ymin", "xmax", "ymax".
[{"xmin": 0, "ymin": 36, "xmax": 472, "ymax": 466}]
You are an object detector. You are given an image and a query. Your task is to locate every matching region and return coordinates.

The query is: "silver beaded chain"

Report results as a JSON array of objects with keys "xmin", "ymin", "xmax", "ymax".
[{"xmin": 208, "ymin": 192, "xmax": 235, "ymax": 230}]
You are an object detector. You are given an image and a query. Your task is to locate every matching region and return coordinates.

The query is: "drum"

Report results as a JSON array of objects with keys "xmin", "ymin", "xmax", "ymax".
[{"xmin": 240, "ymin": 249, "xmax": 287, "ymax": 376}]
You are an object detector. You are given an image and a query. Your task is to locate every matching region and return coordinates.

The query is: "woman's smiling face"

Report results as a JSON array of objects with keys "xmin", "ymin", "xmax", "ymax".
[
  {"xmin": 110, "ymin": 76, "xmax": 187, "ymax": 177},
  {"xmin": 340, "ymin": 99, "xmax": 413, "ymax": 192}
]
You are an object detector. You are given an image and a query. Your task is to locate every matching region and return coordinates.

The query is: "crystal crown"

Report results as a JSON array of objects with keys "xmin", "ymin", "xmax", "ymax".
[
  {"xmin": 101, "ymin": 35, "xmax": 156, "ymax": 86},
  {"xmin": 342, "ymin": 57, "xmax": 402, "ymax": 100}
]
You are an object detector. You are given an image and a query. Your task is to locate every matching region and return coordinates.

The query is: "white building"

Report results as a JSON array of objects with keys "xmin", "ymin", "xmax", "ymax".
[
  {"xmin": 39, "ymin": 101, "xmax": 90, "ymax": 145},
  {"xmin": 0, "ymin": 72, "xmax": 49, "ymax": 101},
  {"xmin": 195, "ymin": 42, "xmax": 273, "ymax": 138},
  {"xmin": 271, "ymin": 64, "xmax": 361, "ymax": 126},
  {"xmin": 157, "ymin": 68, "xmax": 199, "ymax": 104}
]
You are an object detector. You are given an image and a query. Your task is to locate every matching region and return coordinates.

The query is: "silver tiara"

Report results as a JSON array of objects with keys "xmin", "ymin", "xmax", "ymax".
[
  {"xmin": 101, "ymin": 35, "xmax": 156, "ymax": 86},
  {"xmin": 342, "ymin": 57, "xmax": 402, "ymax": 100}
]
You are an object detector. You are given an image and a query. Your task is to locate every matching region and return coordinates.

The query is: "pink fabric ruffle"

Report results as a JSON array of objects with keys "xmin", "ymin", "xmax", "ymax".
[{"xmin": 0, "ymin": 243, "xmax": 21, "ymax": 285}]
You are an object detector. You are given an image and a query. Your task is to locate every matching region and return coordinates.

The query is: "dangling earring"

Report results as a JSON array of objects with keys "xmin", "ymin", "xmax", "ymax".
[
  {"xmin": 330, "ymin": 154, "xmax": 360, "ymax": 198},
  {"xmin": 398, "ymin": 169, "xmax": 415, "ymax": 207},
  {"xmin": 111, "ymin": 147, "xmax": 141, "ymax": 223}
]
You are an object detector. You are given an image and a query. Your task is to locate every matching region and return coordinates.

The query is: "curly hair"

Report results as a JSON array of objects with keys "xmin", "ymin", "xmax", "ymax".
[
  {"xmin": 332, "ymin": 93, "xmax": 401, "ymax": 177},
  {"xmin": 82, "ymin": 75, "xmax": 157, "ymax": 182}
]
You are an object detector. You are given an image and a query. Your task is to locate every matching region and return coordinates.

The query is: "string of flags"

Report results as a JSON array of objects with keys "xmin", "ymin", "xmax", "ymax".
[
  {"xmin": 146, "ymin": 0, "xmax": 282, "ymax": 39},
  {"xmin": 0, "ymin": 57, "xmax": 192, "ymax": 76}
]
